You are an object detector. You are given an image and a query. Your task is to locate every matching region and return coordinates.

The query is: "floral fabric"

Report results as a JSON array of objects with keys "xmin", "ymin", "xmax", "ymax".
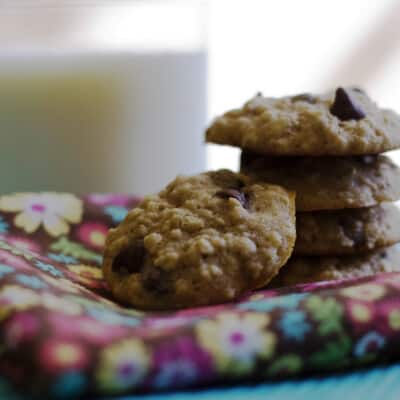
[{"xmin": 0, "ymin": 193, "xmax": 400, "ymax": 399}]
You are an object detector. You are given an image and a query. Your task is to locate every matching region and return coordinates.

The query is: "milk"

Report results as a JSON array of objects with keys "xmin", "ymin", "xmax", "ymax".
[{"xmin": 0, "ymin": 50, "xmax": 207, "ymax": 195}]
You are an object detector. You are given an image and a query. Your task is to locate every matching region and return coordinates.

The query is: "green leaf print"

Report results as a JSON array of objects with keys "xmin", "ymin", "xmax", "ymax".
[
  {"xmin": 0, "ymin": 240, "xmax": 35, "ymax": 261},
  {"xmin": 50, "ymin": 237, "xmax": 102, "ymax": 264},
  {"xmin": 305, "ymin": 295, "xmax": 344, "ymax": 335},
  {"xmin": 267, "ymin": 354, "xmax": 303, "ymax": 376},
  {"xmin": 310, "ymin": 334, "xmax": 352, "ymax": 369}
]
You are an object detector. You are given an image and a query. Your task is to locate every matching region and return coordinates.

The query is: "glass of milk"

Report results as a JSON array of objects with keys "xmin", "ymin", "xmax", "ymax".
[{"xmin": 0, "ymin": 1, "xmax": 208, "ymax": 195}]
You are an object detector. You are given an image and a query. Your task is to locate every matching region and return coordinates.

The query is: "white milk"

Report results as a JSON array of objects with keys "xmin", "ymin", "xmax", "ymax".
[{"xmin": 0, "ymin": 50, "xmax": 207, "ymax": 195}]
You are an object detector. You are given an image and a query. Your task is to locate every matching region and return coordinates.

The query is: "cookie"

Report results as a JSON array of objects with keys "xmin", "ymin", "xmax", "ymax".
[
  {"xmin": 206, "ymin": 87, "xmax": 400, "ymax": 156},
  {"xmin": 271, "ymin": 244, "xmax": 400, "ymax": 287},
  {"xmin": 103, "ymin": 170, "xmax": 296, "ymax": 309},
  {"xmin": 295, "ymin": 203, "xmax": 400, "ymax": 255},
  {"xmin": 241, "ymin": 151, "xmax": 400, "ymax": 211}
]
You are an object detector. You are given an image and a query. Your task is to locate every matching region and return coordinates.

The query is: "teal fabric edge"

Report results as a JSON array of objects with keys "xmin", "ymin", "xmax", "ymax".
[{"xmin": 115, "ymin": 364, "xmax": 400, "ymax": 400}]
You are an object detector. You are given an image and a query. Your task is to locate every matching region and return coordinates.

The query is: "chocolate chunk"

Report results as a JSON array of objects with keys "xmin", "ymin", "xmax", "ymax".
[
  {"xmin": 338, "ymin": 218, "xmax": 366, "ymax": 248},
  {"xmin": 112, "ymin": 241, "xmax": 145, "ymax": 275},
  {"xmin": 216, "ymin": 188, "xmax": 249, "ymax": 209},
  {"xmin": 141, "ymin": 266, "xmax": 170, "ymax": 294},
  {"xmin": 330, "ymin": 87, "xmax": 366, "ymax": 121},
  {"xmin": 291, "ymin": 93, "xmax": 317, "ymax": 104}
]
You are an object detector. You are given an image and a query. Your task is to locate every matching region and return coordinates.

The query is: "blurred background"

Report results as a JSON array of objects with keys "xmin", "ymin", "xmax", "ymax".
[{"xmin": 1, "ymin": 0, "xmax": 400, "ymax": 195}]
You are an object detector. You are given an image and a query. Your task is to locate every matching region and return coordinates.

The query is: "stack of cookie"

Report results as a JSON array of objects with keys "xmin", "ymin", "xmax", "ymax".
[{"xmin": 206, "ymin": 87, "xmax": 400, "ymax": 286}]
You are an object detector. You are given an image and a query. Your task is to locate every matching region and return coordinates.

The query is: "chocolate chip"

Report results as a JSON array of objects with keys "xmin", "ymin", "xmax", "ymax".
[
  {"xmin": 113, "ymin": 241, "xmax": 171, "ymax": 294},
  {"xmin": 216, "ymin": 188, "xmax": 249, "ymax": 209},
  {"xmin": 330, "ymin": 87, "xmax": 366, "ymax": 121},
  {"xmin": 112, "ymin": 241, "xmax": 145, "ymax": 275},
  {"xmin": 141, "ymin": 266, "xmax": 170, "ymax": 294},
  {"xmin": 291, "ymin": 93, "xmax": 317, "ymax": 104}
]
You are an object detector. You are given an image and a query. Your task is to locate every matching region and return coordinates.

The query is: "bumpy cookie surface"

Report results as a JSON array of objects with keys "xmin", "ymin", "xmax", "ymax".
[
  {"xmin": 295, "ymin": 203, "xmax": 400, "ymax": 255},
  {"xmin": 103, "ymin": 170, "xmax": 296, "ymax": 309},
  {"xmin": 271, "ymin": 244, "xmax": 400, "ymax": 287},
  {"xmin": 206, "ymin": 87, "xmax": 400, "ymax": 156},
  {"xmin": 241, "ymin": 151, "xmax": 400, "ymax": 211}
]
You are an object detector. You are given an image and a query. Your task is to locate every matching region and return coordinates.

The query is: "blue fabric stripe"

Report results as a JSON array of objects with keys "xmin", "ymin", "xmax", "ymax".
[{"xmin": 114, "ymin": 364, "xmax": 400, "ymax": 400}]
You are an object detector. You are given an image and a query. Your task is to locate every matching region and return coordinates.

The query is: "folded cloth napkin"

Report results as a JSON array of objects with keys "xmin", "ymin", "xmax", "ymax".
[{"xmin": 0, "ymin": 192, "xmax": 399, "ymax": 399}]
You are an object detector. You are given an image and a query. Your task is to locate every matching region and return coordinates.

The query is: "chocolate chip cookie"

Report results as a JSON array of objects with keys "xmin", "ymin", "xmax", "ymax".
[
  {"xmin": 295, "ymin": 203, "xmax": 400, "ymax": 255},
  {"xmin": 241, "ymin": 151, "xmax": 400, "ymax": 211},
  {"xmin": 271, "ymin": 244, "xmax": 400, "ymax": 287},
  {"xmin": 206, "ymin": 87, "xmax": 400, "ymax": 156},
  {"xmin": 103, "ymin": 170, "xmax": 296, "ymax": 309}
]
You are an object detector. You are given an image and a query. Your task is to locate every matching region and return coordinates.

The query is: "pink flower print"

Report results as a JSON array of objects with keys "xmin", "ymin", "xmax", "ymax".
[
  {"xmin": 48, "ymin": 313, "xmax": 127, "ymax": 345},
  {"xmin": 76, "ymin": 222, "xmax": 108, "ymax": 251},
  {"xmin": 376, "ymin": 299, "xmax": 400, "ymax": 335},
  {"xmin": 5, "ymin": 313, "xmax": 40, "ymax": 348},
  {"xmin": 376, "ymin": 273, "xmax": 400, "ymax": 290},
  {"xmin": 135, "ymin": 316, "xmax": 196, "ymax": 339},
  {"xmin": 0, "ymin": 249, "xmax": 31, "ymax": 271},
  {"xmin": 152, "ymin": 337, "xmax": 214, "ymax": 389},
  {"xmin": 86, "ymin": 193, "xmax": 132, "ymax": 207},
  {"xmin": 297, "ymin": 279, "xmax": 343, "ymax": 292},
  {"xmin": 0, "ymin": 235, "xmax": 41, "ymax": 255}
]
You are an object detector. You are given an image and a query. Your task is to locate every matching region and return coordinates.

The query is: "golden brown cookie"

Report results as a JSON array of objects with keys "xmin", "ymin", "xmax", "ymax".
[
  {"xmin": 103, "ymin": 170, "xmax": 296, "ymax": 309},
  {"xmin": 241, "ymin": 151, "xmax": 400, "ymax": 211},
  {"xmin": 206, "ymin": 87, "xmax": 400, "ymax": 156},
  {"xmin": 271, "ymin": 244, "xmax": 400, "ymax": 287},
  {"xmin": 295, "ymin": 203, "xmax": 400, "ymax": 255}
]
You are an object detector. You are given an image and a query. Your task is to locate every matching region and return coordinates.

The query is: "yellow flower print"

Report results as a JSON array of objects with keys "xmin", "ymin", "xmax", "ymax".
[
  {"xmin": 0, "ymin": 193, "xmax": 83, "ymax": 237},
  {"xmin": 67, "ymin": 265, "xmax": 103, "ymax": 287},
  {"xmin": 341, "ymin": 284, "xmax": 386, "ymax": 302},
  {"xmin": 96, "ymin": 338, "xmax": 150, "ymax": 393},
  {"xmin": 67, "ymin": 265, "xmax": 103, "ymax": 280},
  {"xmin": 0, "ymin": 285, "xmax": 40, "ymax": 310},
  {"xmin": 196, "ymin": 312, "xmax": 276, "ymax": 375},
  {"xmin": 247, "ymin": 293, "xmax": 266, "ymax": 302},
  {"xmin": 349, "ymin": 302, "xmax": 372, "ymax": 323},
  {"xmin": 389, "ymin": 309, "xmax": 400, "ymax": 330},
  {"xmin": 0, "ymin": 306, "xmax": 10, "ymax": 321}
]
